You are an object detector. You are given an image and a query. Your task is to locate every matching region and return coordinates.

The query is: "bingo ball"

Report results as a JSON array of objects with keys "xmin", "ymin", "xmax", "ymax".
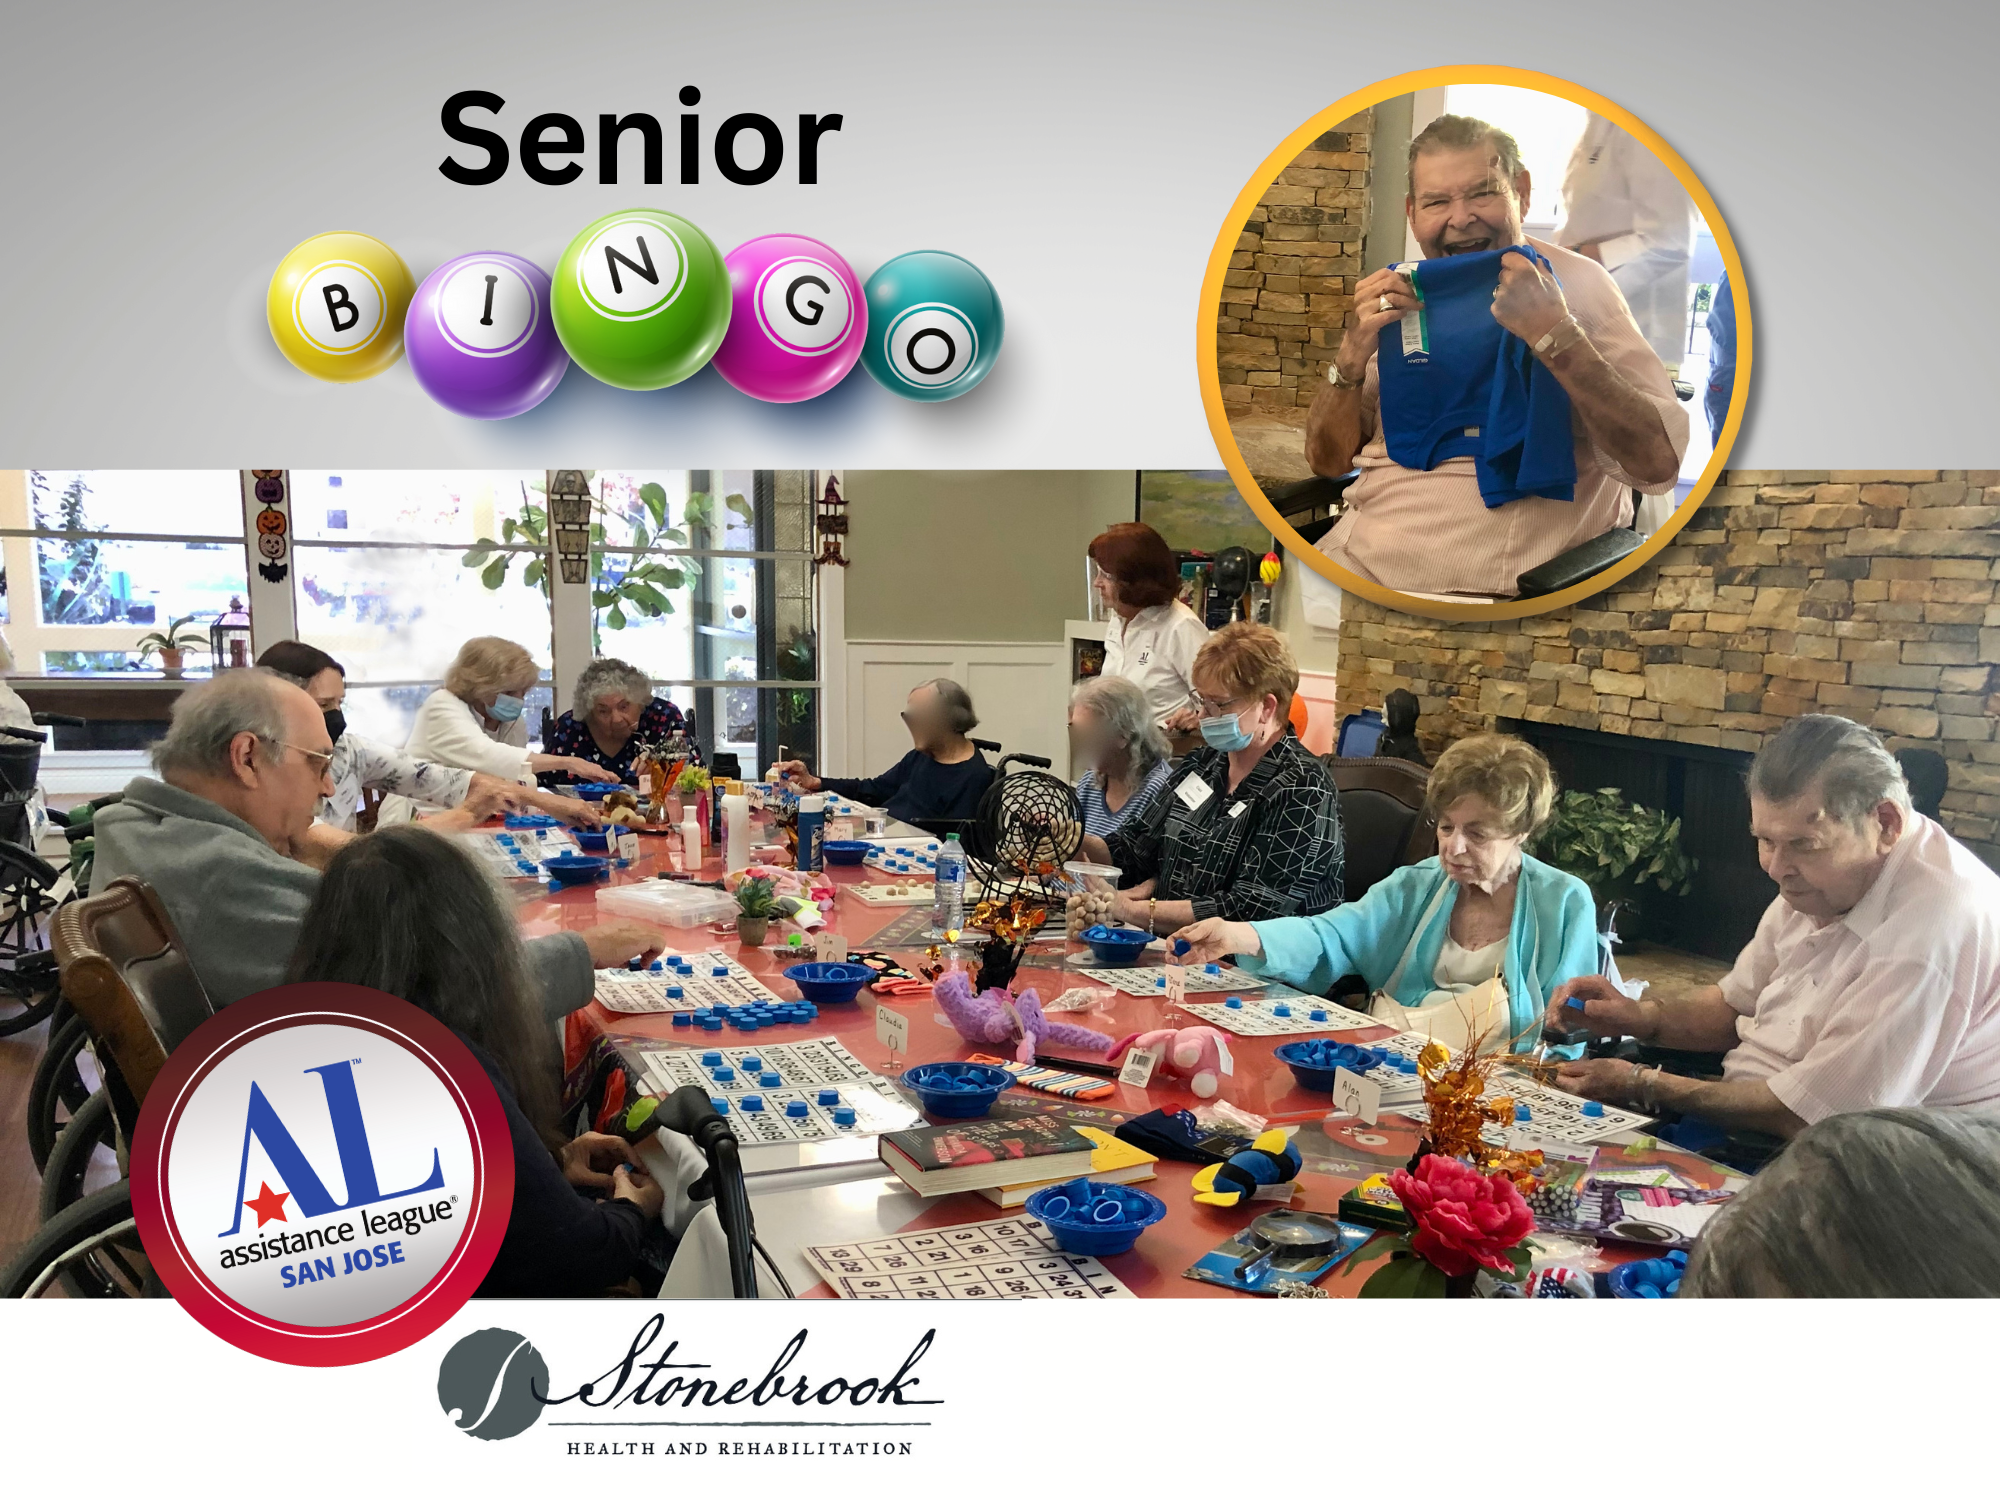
[
  {"xmin": 266, "ymin": 231, "xmax": 415, "ymax": 382},
  {"xmin": 404, "ymin": 251, "xmax": 569, "ymax": 420},
  {"xmin": 551, "ymin": 208, "xmax": 730, "ymax": 391},
  {"xmin": 859, "ymin": 250, "xmax": 1003, "ymax": 401},
  {"xmin": 711, "ymin": 234, "xmax": 866, "ymax": 403}
]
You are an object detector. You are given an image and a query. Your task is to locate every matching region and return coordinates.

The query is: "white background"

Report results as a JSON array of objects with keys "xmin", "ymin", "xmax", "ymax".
[{"xmin": 3, "ymin": 1, "xmax": 1998, "ymax": 465}]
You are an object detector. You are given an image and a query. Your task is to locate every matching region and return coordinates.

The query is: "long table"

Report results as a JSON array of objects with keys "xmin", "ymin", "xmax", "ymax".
[{"xmin": 514, "ymin": 819, "xmax": 1686, "ymax": 1299}]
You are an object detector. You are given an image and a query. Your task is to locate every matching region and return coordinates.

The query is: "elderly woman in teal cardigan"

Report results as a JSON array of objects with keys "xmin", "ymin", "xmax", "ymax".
[{"xmin": 1174, "ymin": 733, "xmax": 1598, "ymax": 1049}]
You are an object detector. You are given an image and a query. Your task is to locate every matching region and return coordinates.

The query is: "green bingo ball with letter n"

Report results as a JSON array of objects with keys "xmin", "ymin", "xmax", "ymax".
[
  {"xmin": 859, "ymin": 250, "xmax": 1003, "ymax": 401},
  {"xmin": 551, "ymin": 208, "xmax": 731, "ymax": 390}
]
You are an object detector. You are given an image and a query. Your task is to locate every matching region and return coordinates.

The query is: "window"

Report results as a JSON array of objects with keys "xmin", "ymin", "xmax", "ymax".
[
  {"xmin": 471, "ymin": 469, "xmax": 819, "ymax": 770},
  {"xmin": 290, "ymin": 470, "xmax": 553, "ymax": 744},
  {"xmin": 0, "ymin": 470, "xmax": 820, "ymax": 776},
  {"xmin": 1, "ymin": 470, "xmax": 248, "ymax": 672}
]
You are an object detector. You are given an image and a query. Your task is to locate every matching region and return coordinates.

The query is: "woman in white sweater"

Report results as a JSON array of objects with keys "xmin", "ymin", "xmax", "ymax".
[{"xmin": 383, "ymin": 636, "xmax": 614, "ymax": 821}]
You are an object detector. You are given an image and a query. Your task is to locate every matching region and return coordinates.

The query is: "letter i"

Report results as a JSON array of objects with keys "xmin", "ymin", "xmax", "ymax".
[{"xmin": 679, "ymin": 86, "xmax": 701, "ymax": 183}]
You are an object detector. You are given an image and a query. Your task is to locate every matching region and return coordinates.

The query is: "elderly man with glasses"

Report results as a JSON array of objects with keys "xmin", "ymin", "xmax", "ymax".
[
  {"xmin": 1547, "ymin": 715, "xmax": 2000, "ymax": 1142},
  {"xmin": 90, "ymin": 670, "xmax": 660, "ymax": 1028}
]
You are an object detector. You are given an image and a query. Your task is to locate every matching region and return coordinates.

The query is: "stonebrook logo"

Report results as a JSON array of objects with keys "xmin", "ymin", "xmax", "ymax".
[
  {"xmin": 437, "ymin": 1316, "xmax": 944, "ymax": 1458},
  {"xmin": 129, "ymin": 983, "xmax": 514, "ymax": 1366}
]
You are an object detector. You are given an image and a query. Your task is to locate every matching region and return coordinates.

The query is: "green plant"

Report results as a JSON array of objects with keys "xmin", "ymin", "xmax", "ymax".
[
  {"xmin": 460, "ymin": 477, "xmax": 750, "ymax": 650},
  {"xmin": 734, "ymin": 875, "xmax": 777, "ymax": 918},
  {"xmin": 134, "ymin": 614, "xmax": 210, "ymax": 661},
  {"xmin": 675, "ymin": 766, "xmax": 711, "ymax": 794},
  {"xmin": 1534, "ymin": 788, "xmax": 1696, "ymax": 905}
]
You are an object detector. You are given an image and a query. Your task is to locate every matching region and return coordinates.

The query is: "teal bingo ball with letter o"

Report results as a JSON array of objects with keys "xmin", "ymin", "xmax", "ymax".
[
  {"xmin": 552, "ymin": 208, "xmax": 731, "ymax": 390},
  {"xmin": 859, "ymin": 250, "xmax": 1002, "ymax": 401}
]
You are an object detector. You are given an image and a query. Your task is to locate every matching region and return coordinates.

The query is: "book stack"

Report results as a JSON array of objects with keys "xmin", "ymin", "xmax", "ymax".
[{"xmin": 879, "ymin": 1116, "xmax": 1158, "ymax": 1202}]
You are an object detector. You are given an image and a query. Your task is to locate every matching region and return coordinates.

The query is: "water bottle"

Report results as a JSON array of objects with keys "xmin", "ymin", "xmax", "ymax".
[
  {"xmin": 931, "ymin": 833, "xmax": 967, "ymax": 938},
  {"xmin": 796, "ymin": 793, "xmax": 825, "ymax": 872}
]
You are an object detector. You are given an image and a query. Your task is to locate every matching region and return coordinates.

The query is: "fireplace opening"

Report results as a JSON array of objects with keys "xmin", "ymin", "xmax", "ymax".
[{"xmin": 1499, "ymin": 718, "xmax": 1776, "ymax": 962}]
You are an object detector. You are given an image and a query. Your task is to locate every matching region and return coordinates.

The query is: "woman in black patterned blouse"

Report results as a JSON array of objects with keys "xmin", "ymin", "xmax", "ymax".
[{"xmin": 536, "ymin": 658, "xmax": 701, "ymax": 788}]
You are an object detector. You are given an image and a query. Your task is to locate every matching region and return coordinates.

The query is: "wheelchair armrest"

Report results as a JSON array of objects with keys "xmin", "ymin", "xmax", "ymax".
[
  {"xmin": 1263, "ymin": 472, "xmax": 1359, "ymax": 546},
  {"xmin": 1515, "ymin": 527, "xmax": 1642, "ymax": 599}
]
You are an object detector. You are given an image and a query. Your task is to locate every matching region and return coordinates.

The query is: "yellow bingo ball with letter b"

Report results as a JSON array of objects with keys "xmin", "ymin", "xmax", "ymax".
[{"xmin": 266, "ymin": 231, "xmax": 416, "ymax": 381}]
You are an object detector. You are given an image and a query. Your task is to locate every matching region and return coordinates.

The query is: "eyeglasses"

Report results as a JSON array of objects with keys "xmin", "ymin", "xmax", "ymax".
[
  {"xmin": 271, "ymin": 740, "xmax": 335, "ymax": 775},
  {"xmin": 1193, "ymin": 693, "xmax": 1251, "ymax": 718}
]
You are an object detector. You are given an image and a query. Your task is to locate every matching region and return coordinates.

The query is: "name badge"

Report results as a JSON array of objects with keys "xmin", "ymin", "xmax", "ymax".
[{"xmin": 1175, "ymin": 774, "xmax": 1213, "ymax": 812}]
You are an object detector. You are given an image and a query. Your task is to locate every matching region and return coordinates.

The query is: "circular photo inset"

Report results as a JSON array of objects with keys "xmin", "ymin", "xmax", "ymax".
[{"xmin": 1199, "ymin": 66, "xmax": 1750, "ymax": 620}]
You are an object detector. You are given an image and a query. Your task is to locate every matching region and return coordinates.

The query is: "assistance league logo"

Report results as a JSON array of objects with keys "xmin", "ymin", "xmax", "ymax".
[{"xmin": 129, "ymin": 983, "xmax": 514, "ymax": 1366}]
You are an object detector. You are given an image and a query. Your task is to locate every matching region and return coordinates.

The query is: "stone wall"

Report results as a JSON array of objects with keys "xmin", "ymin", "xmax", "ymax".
[
  {"xmin": 1217, "ymin": 111, "xmax": 1372, "ymax": 413},
  {"xmin": 1334, "ymin": 471, "xmax": 2000, "ymax": 867}
]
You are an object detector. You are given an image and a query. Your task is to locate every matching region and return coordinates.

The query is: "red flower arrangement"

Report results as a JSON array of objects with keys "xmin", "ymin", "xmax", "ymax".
[
  {"xmin": 1392, "ymin": 1154, "xmax": 1534, "ymax": 1277},
  {"xmin": 1355, "ymin": 1153, "xmax": 1537, "ymax": 1296}
]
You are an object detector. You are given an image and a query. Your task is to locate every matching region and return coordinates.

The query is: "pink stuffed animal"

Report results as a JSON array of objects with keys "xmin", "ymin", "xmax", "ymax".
[
  {"xmin": 931, "ymin": 971, "xmax": 1115, "ymax": 1064},
  {"xmin": 1107, "ymin": 1026, "xmax": 1234, "ymax": 1098}
]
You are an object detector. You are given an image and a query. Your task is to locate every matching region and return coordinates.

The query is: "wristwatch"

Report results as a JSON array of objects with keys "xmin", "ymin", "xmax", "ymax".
[{"xmin": 1329, "ymin": 361, "xmax": 1365, "ymax": 390}]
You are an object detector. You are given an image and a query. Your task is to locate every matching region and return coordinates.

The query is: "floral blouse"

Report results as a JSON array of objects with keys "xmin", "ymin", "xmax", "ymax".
[{"xmin": 535, "ymin": 696, "xmax": 699, "ymax": 787}]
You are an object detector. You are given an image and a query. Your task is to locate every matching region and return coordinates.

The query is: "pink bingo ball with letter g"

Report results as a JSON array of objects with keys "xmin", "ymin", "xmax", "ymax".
[{"xmin": 710, "ymin": 234, "xmax": 867, "ymax": 402}]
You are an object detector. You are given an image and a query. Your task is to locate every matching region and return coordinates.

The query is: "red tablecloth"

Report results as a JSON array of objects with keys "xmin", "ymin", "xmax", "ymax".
[{"xmin": 522, "ymin": 823, "xmax": 1690, "ymax": 1298}]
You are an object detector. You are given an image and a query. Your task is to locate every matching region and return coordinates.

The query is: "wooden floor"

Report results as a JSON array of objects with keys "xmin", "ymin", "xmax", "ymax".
[{"xmin": 0, "ymin": 1014, "xmax": 51, "ymax": 1269}]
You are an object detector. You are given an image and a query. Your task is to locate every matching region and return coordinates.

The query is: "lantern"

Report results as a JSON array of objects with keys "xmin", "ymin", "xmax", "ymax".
[
  {"xmin": 547, "ymin": 469, "xmax": 593, "ymax": 584},
  {"xmin": 210, "ymin": 596, "xmax": 253, "ymax": 671}
]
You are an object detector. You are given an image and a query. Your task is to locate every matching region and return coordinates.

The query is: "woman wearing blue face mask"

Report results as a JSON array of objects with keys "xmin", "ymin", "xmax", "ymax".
[
  {"xmin": 385, "ymin": 636, "xmax": 616, "ymax": 823},
  {"xmin": 1077, "ymin": 622, "xmax": 1345, "ymax": 934}
]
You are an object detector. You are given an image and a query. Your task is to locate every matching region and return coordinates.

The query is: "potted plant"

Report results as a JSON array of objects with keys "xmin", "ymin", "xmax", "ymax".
[
  {"xmin": 135, "ymin": 615, "xmax": 210, "ymax": 678},
  {"xmin": 1533, "ymin": 788, "xmax": 1695, "ymax": 942},
  {"xmin": 677, "ymin": 764, "xmax": 712, "ymax": 830},
  {"xmin": 733, "ymin": 875, "xmax": 776, "ymax": 947}
]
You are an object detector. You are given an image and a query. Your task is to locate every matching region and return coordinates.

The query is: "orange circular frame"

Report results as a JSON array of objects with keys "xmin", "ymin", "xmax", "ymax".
[{"xmin": 1197, "ymin": 65, "xmax": 1753, "ymax": 622}]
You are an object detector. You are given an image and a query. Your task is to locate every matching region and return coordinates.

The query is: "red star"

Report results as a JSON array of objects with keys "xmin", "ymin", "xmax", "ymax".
[{"xmin": 244, "ymin": 1182, "xmax": 291, "ymax": 1229}]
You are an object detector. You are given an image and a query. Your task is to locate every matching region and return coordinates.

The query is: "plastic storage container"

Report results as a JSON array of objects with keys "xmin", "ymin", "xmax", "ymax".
[{"xmin": 597, "ymin": 881, "xmax": 739, "ymax": 928}]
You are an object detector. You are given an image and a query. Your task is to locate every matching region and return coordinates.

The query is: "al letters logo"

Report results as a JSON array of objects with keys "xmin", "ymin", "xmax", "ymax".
[{"xmin": 130, "ymin": 983, "xmax": 514, "ymax": 1366}]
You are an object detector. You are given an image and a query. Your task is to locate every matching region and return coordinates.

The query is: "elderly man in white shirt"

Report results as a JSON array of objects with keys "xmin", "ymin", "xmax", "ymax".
[{"xmin": 1547, "ymin": 714, "xmax": 2000, "ymax": 1140}]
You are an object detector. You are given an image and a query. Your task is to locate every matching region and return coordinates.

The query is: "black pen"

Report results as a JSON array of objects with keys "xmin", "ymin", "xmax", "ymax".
[{"xmin": 1033, "ymin": 1053, "xmax": 1121, "ymax": 1078}]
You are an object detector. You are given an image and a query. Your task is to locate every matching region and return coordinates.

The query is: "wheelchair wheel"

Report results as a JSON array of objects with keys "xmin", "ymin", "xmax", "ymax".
[
  {"xmin": 39, "ymin": 1088, "xmax": 119, "ymax": 1224},
  {"xmin": 27, "ymin": 1010, "xmax": 97, "ymax": 1173},
  {"xmin": 0, "ymin": 840, "xmax": 68, "ymax": 1038},
  {"xmin": 0, "ymin": 1181, "xmax": 150, "ymax": 1299}
]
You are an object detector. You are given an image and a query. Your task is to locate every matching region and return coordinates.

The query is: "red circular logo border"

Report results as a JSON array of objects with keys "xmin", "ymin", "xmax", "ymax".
[{"xmin": 128, "ymin": 983, "xmax": 516, "ymax": 1367}]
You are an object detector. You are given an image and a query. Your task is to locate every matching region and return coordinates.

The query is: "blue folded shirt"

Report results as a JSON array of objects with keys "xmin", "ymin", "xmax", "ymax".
[{"xmin": 1377, "ymin": 244, "xmax": 1577, "ymax": 508}]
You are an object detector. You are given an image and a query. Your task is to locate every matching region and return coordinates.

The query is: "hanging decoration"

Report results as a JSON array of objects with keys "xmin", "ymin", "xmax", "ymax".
[
  {"xmin": 250, "ymin": 470, "xmax": 291, "ymax": 585},
  {"xmin": 815, "ymin": 469, "xmax": 849, "ymax": 566}
]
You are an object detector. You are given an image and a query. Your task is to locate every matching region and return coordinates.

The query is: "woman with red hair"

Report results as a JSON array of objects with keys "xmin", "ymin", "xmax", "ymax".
[{"xmin": 1087, "ymin": 522, "xmax": 1209, "ymax": 739}]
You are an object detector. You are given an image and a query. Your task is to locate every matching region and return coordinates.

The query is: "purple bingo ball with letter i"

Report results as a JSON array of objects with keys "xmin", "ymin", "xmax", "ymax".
[
  {"xmin": 404, "ymin": 251, "xmax": 569, "ymax": 419},
  {"xmin": 710, "ymin": 234, "xmax": 867, "ymax": 403}
]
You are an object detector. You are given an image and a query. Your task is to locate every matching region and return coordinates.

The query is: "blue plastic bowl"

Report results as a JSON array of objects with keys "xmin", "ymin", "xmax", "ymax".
[
  {"xmin": 574, "ymin": 828, "xmax": 611, "ymax": 853},
  {"xmin": 822, "ymin": 839, "xmax": 870, "ymax": 866},
  {"xmin": 1025, "ymin": 1180, "xmax": 1167, "ymax": 1256},
  {"xmin": 1275, "ymin": 1039, "xmax": 1391, "ymax": 1093},
  {"xmin": 782, "ymin": 961, "xmax": 873, "ymax": 1005},
  {"xmin": 1079, "ymin": 923, "xmax": 1152, "ymax": 967},
  {"xmin": 570, "ymin": 781, "xmax": 637, "ymax": 801},
  {"xmin": 542, "ymin": 853, "xmax": 610, "ymax": 887},
  {"xmin": 1609, "ymin": 1250, "xmax": 1689, "ymax": 1299},
  {"xmin": 900, "ymin": 1061, "xmax": 1015, "ymax": 1118}
]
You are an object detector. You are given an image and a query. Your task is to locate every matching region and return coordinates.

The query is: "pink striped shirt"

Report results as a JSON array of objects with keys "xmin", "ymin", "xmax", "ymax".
[
  {"xmin": 1718, "ymin": 816, "xmax": 2000, "ymax": 1123},
  {"xmin": 1317, "ymin": 235, "xmax": 1688, "ymax": 599}
]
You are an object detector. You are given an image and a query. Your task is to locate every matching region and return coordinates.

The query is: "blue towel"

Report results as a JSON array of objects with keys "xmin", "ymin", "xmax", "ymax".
[{"xmin": 1377, "ymin": 244, "xmax": 1577, "ymax": 508}]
